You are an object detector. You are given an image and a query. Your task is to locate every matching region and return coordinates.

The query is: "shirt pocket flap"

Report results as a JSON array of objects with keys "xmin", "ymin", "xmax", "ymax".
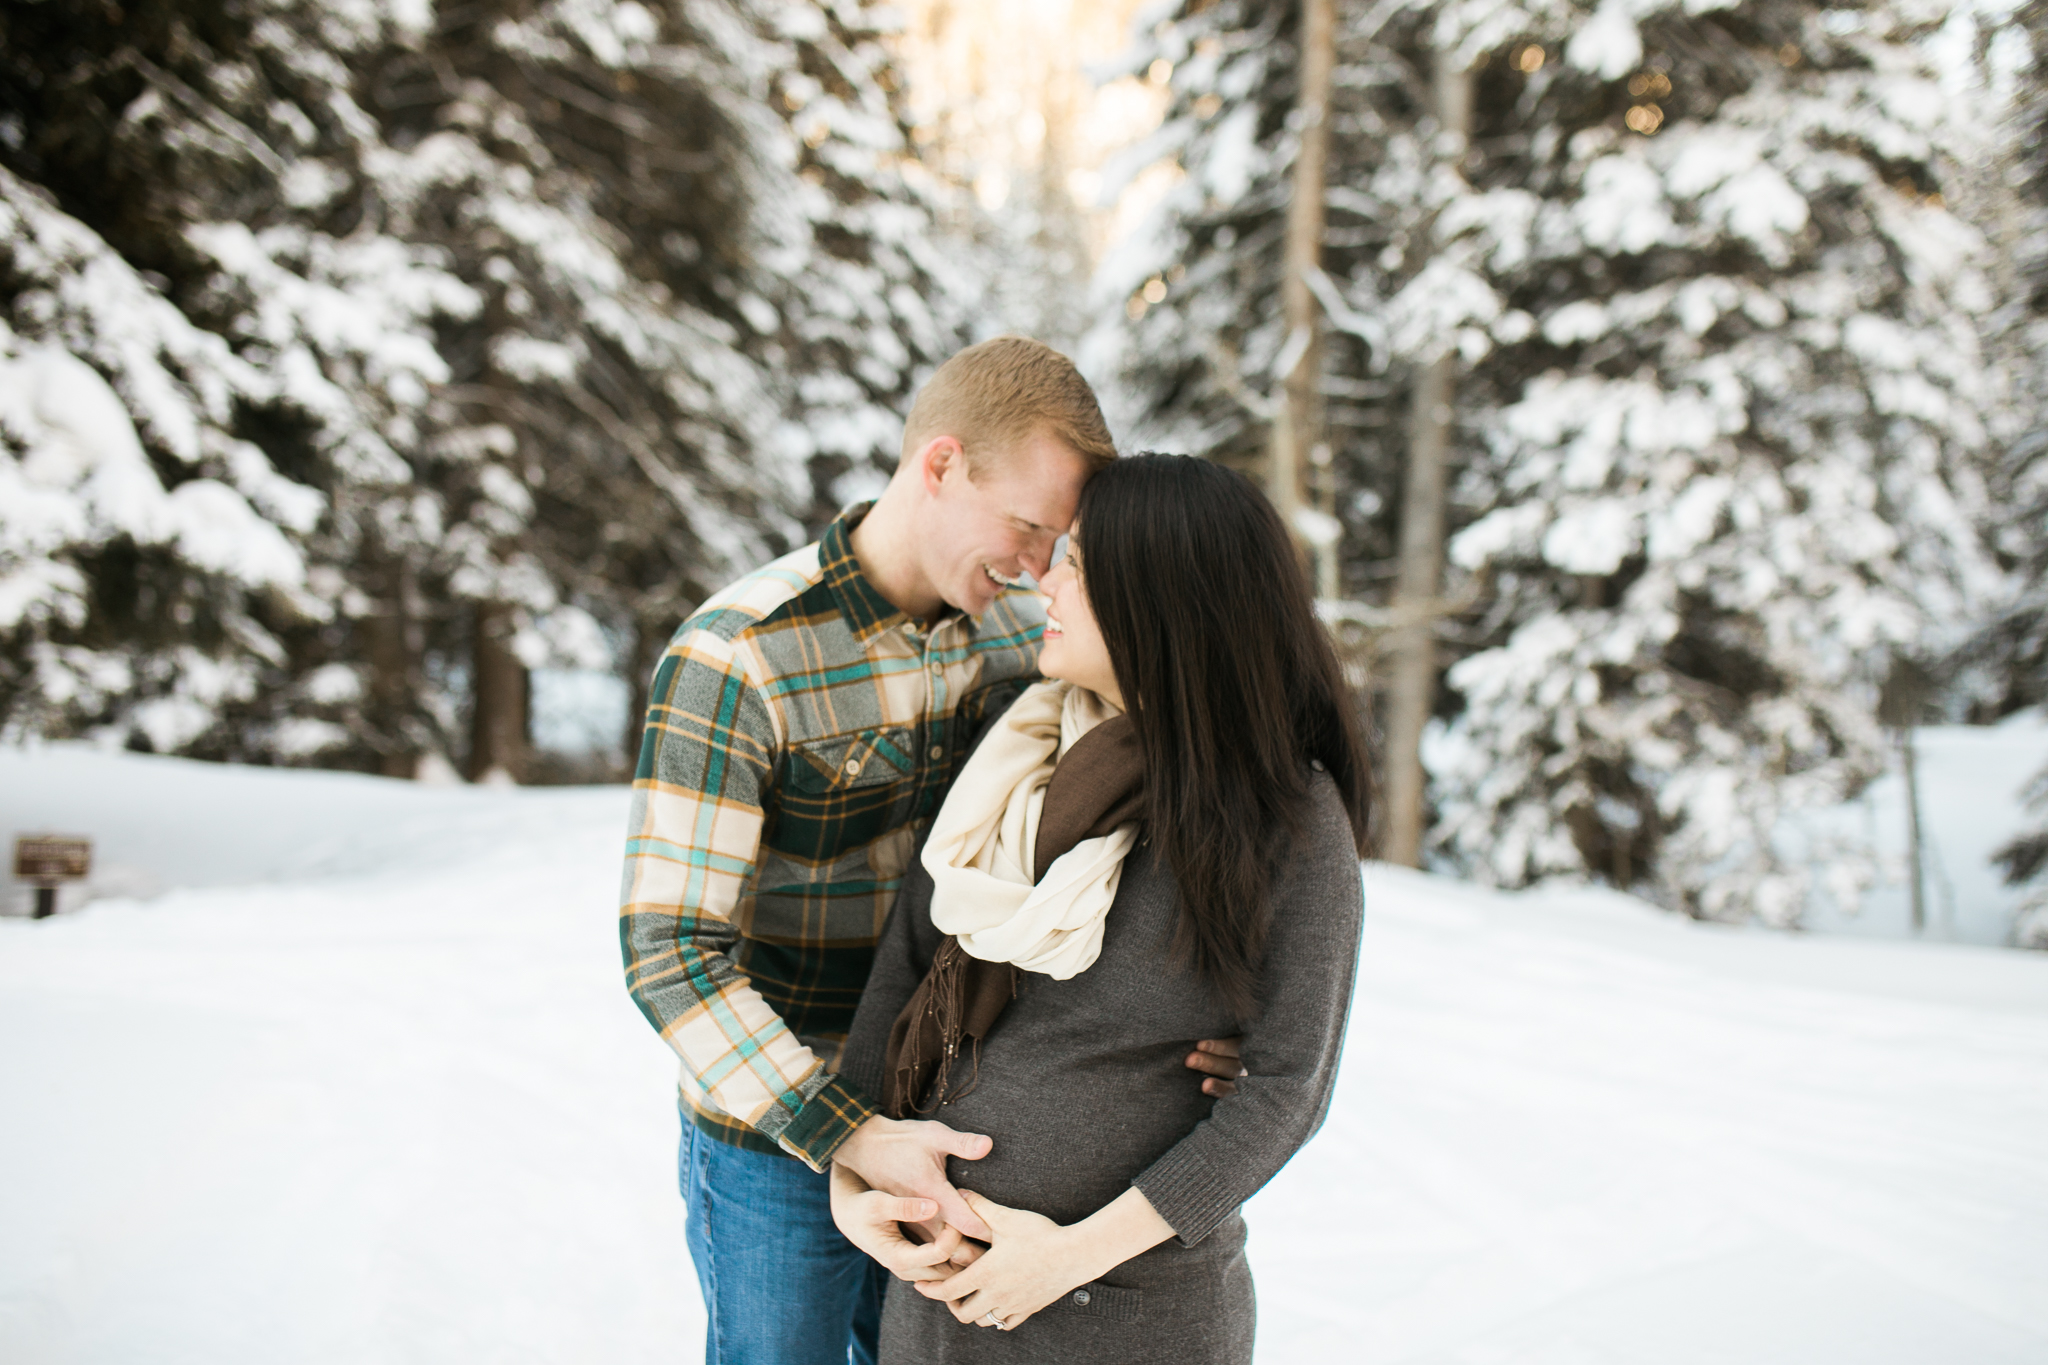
[{"xmin": 785, "ymin": 727, "xmax": 914, "ymax": 794}]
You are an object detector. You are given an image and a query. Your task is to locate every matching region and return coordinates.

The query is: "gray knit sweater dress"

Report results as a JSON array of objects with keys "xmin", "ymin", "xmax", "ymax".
[{"xmin": 837, "ymin": 770, "xmax": 1365, "ymax": 1365}]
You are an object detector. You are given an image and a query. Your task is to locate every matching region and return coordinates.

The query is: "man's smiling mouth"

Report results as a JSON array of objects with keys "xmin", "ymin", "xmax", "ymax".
[{"xmin": 982, "ymin": 563, "xmax": 1019, "ymax": 589}]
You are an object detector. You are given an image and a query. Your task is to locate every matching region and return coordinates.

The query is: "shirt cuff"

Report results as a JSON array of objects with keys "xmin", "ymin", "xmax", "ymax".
[{"xmin": 774, "ymin": 1074, "xmax": 880, "ymax": 1172}]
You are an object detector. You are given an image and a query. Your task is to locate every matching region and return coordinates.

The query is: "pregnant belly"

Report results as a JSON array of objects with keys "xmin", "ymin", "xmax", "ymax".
[{"xmin": 931, "ymin": 1036, "xmax": 1217, "ymax": 1227}]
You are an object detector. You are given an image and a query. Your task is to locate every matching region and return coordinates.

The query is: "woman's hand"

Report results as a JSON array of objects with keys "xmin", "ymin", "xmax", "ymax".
[
  {"xmin": 913, "ymin": 1190, "xmax": 1095, "ymax": 1331},
  {"xmin": 914, "ymin": 1186, "xmax": 1176, "ymax": 1332},
  {"xmin": 829, "ymin": 1162, "xmax": 982, "ymax": 1283}
]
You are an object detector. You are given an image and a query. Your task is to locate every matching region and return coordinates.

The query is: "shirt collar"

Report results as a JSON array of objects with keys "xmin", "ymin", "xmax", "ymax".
[
  {"xmin": 819, "ymin": 502, "xmax": 910, "ymax": 644},
  {"xmin": 822, "ymin": 502, "xmax": 977, "ymax": 645}
]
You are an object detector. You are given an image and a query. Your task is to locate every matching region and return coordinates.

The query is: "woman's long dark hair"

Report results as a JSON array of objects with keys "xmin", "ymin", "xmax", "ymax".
[{"xmin": 1076, "ymin": 453, "xmax": 1374, "ymax": 1020}]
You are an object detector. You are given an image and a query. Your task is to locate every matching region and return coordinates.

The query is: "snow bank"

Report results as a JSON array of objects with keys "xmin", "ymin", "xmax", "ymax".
[
  {"xmin": 1, "ymin": 749, "xmax": 2044, "ymax": 1363},
  {"xmin": 0, "ymin": 743, "xmax": 625, "ymax": 911}
]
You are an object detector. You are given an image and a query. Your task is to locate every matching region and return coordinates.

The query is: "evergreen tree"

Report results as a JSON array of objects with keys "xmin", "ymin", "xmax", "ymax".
[
  {"xmin": 1089, "ymin": 0, "xmax": 2002, "ymax": 924},
  {"xmin": 0, "ymin": 0, "xmax": 974, "ymax": 776},
  {"xmin": 752, "ymin": 0, "xmax": 979, "ymax": 523},
  {"xmin": 0, "ymin": 0, "xmax": 451, "ymax": 762},
  {"xmin": 355, "ymin": 0, "xmax": 806, "ymax": 778},
  {"xmin": 1081, "ymin": 0, "xmax": 1395, "ymax": 550},
  {"xmin": 1985, "ymin": 0, "xmax": 2048, "ymax": 946},
  {"xmin": 0, "ymin": 170, "xmax": 317, "ymax": 752},
  {"xmin": 1432, "ymin": 0, "xmax": 2000, "ymax": 924}
]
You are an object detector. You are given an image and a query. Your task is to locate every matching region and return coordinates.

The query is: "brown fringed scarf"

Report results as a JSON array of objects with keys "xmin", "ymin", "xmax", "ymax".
[{"xmin": 882, "ymin": 712, "xmax": 1146, "ymax": 1118}]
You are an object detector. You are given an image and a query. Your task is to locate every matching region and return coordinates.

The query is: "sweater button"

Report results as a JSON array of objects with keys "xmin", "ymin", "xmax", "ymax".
[{"xmin": 1072, "ymin": 1289, "xmax": 1091, "ymax": 1306}]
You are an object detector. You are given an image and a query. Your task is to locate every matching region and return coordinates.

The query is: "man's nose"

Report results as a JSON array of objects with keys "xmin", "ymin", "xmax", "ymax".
[{"xmin": 1019, "ymin": 542, "xmax": 1054, "ymax": 580}]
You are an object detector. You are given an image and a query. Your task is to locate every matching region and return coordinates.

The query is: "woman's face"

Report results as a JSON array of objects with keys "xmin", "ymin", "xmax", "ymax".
[{"xmin": 1035, "ymin": 529, "xmax": 1123, "ymax": 708}]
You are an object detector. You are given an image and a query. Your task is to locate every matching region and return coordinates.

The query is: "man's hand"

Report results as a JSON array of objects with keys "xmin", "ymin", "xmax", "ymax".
[
  {"xmin": 834, "ymin": 1115, "xmax": 995, "ymax": 1240},
  {"xmin": 828, "ymin": 1163, "xmax": 983, "ymax": 1283},
  {"xmin": 1185, "ymin": 1036, "xmax": 1247, "ymax": 1097}
]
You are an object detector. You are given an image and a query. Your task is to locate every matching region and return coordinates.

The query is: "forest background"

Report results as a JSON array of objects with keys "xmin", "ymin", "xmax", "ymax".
[{"xmin": 4, "ymin": 0, "xmax": 2046, "ymax": 944}]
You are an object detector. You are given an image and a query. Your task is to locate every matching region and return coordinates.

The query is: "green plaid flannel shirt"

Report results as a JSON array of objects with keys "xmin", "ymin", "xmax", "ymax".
[{"xmin": 620, "ymin": 504, "xmax": 1042, "ymax": 1168}]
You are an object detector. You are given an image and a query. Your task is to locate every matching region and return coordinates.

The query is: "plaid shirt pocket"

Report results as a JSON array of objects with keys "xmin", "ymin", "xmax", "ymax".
[
  {"xmin": 771, "ymin": 726, "xmax": 922, "ymax": 869},
  {"xmin": 785, "ymin": 726, "xmax": 917, "ymax": 794}
]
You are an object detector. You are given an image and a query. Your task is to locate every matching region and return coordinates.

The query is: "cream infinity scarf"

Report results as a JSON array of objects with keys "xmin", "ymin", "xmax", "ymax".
[{"xmin": 921, "ymin": 678, "xmax": 1137, "ymax": 978}]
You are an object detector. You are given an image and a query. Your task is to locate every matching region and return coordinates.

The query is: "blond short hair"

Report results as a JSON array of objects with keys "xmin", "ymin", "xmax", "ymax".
[{"xmin": 902, "ymin": 336, "xmax": 1116, "ymax": 477}]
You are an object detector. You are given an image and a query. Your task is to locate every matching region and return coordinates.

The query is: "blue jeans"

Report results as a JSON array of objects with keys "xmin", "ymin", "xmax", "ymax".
[{"xmin": 679, "ymin": 1120, "xmax": 887, "ymax": 1365}]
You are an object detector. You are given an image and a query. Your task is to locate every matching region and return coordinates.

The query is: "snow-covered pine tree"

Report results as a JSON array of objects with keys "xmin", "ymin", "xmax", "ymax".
[
  {"xmin": 1081, "ymin": 0, "xmax": 1396, "ymax": 554},
  {"xmin": 1090, "ymin": 0, "xmax": 2001, "ymax": 923},
  {"xmin": 355, "ymin": 0, "xmax": 803, "ymax": 779},
  {"xmin": 0, "ymin": 173, "xmax": 318, "ymax": 753},
  {"xmin": 359, "ymin": 0, "xmax": 977, "ymax": 772},
  {"xmin": 1079, "ymin": 0, "xmax": 1517, "ymax": 631},
  {"xmin": 1412, "ymin": 0, "xmax": 2001, "ymax": 923},
  {"xmin": 1984, "ymin": 0, "xmax": 2048, "ymax": 946},
  {"xmin": 0, "ymin": 0, "xmax": 449, "ymax": 763},
  {"xmin": 2, "ymin": 0, "xmax": 970, "ymax": 777},
  {"xmin": 749, "ymin": 0, "xmax": 979, "ymax": 523}
]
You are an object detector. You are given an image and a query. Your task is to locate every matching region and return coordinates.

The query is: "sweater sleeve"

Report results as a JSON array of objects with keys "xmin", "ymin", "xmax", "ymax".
[{"xmin": 1130, "ymin": 774, "xmax": 1365, "ymax": 1246}]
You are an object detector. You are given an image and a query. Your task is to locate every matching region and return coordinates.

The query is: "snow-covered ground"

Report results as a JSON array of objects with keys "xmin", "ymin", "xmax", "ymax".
[{"xmin": 3, "ymin": 746, "xmax": 2045, "ymax": 1363}]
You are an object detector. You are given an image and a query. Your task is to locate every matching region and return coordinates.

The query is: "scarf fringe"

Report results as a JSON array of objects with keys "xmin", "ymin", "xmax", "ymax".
[{"xmin": 885, "ymin": 937, "xmax": 1020, "ymax": 1118}]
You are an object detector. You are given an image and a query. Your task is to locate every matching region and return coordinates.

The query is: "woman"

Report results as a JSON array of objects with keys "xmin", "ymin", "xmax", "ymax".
[{"xmin": 832, "ymin": 453, "xmax": 1372, "ymax": 1363}]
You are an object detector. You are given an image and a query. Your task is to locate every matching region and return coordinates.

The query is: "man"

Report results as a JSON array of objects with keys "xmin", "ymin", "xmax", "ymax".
[{"xmin": 620, "ymin": 337, "xmax": 1242, "ymax": 1364}]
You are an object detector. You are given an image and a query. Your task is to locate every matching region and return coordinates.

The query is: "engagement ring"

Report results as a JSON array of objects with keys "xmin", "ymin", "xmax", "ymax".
[{"xmin": 978, "ymin": 1312, "xmax": 1007, "ymax": 1329}]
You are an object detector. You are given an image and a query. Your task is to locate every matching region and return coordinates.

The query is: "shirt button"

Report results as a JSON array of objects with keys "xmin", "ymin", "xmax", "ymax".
[
  {"xmin": 1072, "ymin": 1289, "xmax": 1091, "ymax": 1306},
  {"xmin": 843, "ymin": 759, "xmax": 862, "ymax": 775},
  {"xmin": 929, "ymin": 745, "xmax": 944, "ymax": 761}
]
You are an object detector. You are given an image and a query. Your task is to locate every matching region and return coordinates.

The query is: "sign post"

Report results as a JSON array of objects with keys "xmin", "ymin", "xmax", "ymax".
[{"xmin": 14, "ymin": 835, "xmax": 92, "ymax": 919}]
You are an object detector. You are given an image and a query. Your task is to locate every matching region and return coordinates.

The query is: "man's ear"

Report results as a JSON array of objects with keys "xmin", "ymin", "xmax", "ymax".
[{"xmin": 918, "ymin": 436, "xmax": 964, "ymax": 496}]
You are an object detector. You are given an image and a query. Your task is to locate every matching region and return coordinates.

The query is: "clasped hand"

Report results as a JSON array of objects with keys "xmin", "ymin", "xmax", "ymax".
[
  {"xmin": 830, "ymin": 1167, "xmax": 1096, "ymax": 1330},
  {"xmin": 827, "ymin": 1037, "xmax": 1239, "ymax": 1316},
  {"xmin": 911, "ymin": 1189, "xmax": 1102, "ymax": 1332}
]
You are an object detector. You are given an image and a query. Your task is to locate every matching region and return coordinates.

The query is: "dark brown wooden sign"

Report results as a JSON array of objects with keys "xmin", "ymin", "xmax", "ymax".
[{"xmin": 14, "ymin": 835, "xmax": 92, "ymax": 883}]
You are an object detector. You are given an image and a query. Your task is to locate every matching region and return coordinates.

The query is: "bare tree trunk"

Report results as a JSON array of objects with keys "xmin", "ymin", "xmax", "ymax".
[
  {"xmin": 1901, "ymin": 726, "xmax": 1926, "ymax": 934},
  {"xmin": 1384, "ymin": 355, "xmax": 1454, "ymax": 867},
  {"xmin": 470, "ymin": 601, "xmax": 528, "ymax": 784},
  {"xmin": 1878, "ymin": 656, "xmax": 1933, "ymax": 935},
  {"xmin": 360, "ymin": 552, "xmax": 419, "ymax": 779},
  {"xmin": 1382, "ymin": 49, "xmax": 1473, "ymax": 869},
  {"xmin": 362, "ymin": 620, "xmax": 416, "ymax": 779},
  {"xmin": 623, "ymin": 616, "xmax": 668, "ymax": 771},
  {"xmin": 1271, "ymin": 0, "xmax": 1334, "ymax": 571}
]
